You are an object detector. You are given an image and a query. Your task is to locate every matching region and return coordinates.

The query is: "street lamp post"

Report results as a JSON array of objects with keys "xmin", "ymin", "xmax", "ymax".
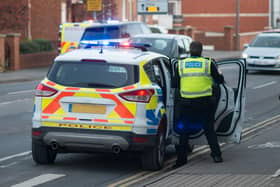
[{"xmin": 235, "ymin": 0, "xmax": 240, "ymax": 50}]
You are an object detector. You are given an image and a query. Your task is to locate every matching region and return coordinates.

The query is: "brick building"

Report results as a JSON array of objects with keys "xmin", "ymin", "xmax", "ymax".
[
  {"xmin": 0, "ymin": 0, "xmax": 72, "ymax": 41},
  {"xmin": 182, "ymin": 0, "xmax": 269, "ymax": 33}
]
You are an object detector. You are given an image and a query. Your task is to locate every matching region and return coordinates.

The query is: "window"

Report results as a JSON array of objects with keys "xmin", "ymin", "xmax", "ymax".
[
  {"xmin": 82, "ymin": 26, "xmax": 121, "ymax": 40},
  {"xmin": 183, "ymin": 38, "xmax": 191, "ymax": 52},
  {"xmin": 177, "ymin": 39, "xmax": 186, "ymax": 55},
  {"xmin": 130, "ymin": 37, "xmax": 173, "ymax": 57},
  {"xmin": 47, "ymin": 61, "xmax": 139, "ymax": 88},
  {"xmin": 250, "ymin": 35, "xmax": 280, "ymax": 48},
  {"xmin": 144, "ymin": 60, "xmax": 164, "ymax": 88}
]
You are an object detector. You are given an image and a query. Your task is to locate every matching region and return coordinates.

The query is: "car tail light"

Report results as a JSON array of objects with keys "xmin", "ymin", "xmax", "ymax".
[
  {"xmin": 132, "ymin": 137, "xmax": 147, "ymax": 143},
  {"xmin": 35, "ymin": 83, "xmax": 58, "ymax": 97},
  {"xmin": 119, "ymin": 89, "xmax": 155, "ymax": 103},
  {"xmin": 32, "ymin": 130, "xmax": 42, "ymax": 137}
]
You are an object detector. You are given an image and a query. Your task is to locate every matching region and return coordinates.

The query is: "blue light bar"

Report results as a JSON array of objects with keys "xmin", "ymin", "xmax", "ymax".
[{"xmin": 79, "ymin": 41, "xmax": 151, "ymax": 51}]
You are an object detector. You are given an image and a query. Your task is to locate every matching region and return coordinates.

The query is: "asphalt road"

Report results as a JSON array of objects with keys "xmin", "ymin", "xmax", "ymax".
[{"xmin": 0, "ymin": 69, "xmax": 279, "ymax": 186}]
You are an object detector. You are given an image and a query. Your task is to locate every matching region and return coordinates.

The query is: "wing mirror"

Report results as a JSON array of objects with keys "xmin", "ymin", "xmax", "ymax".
[{"xmin": 243, "ymin": 44, "xmax": 249, "ymax": 49}]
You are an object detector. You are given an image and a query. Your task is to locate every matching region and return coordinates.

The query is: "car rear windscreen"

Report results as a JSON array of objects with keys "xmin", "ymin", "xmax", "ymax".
[
  {"xmin": 82, "ymin": 26, "xmax": 122, "ymax": 40},
  {"xmin": 47, "ymin": 61, "xmax": 139, "ymax": 88},
  {"xmin": 130, "ymin": 37, "xmax": 173, "ymax": 57}
]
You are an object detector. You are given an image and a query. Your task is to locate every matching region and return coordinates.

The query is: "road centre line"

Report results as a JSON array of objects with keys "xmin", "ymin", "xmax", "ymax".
[
  {"xmin": 0, "ymin": 151, "xmax": 31, "ymax": 162},
  {"xmin": 8, "ymin": 90, "xmax": 34, "ymax": 95},
  {"xmin": 11, "ymin": 174, "xmax": 66, "ymax": 187},
  {"xmin": 253, "ymin": 81, "xmax": 277, "ymax": 89},
  {"xmin": 0, "ymin": 98, "xmax": 31, "ymax": 105}
]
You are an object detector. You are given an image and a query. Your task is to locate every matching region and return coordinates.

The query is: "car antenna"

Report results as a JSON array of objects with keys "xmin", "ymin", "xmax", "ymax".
[{"xmin": 99, "ymin": 46, "xmax": 103, "ymax": 54}]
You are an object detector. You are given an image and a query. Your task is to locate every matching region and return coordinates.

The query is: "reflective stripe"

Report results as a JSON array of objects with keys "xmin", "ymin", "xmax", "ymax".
[
  {"xmin": 181, "ymin": 88, "xmax": 212, "ymax": 95},
  {"xmin": 180, "ymin": 73, "xmax": 211, "ymax": 77},
  {"xmin": 205, "ymin": 59, "xmax": 209, "ymax": 74},
  {"xmin": 180, "ymin": 60, "xmax": 184, "ymax": 75}
]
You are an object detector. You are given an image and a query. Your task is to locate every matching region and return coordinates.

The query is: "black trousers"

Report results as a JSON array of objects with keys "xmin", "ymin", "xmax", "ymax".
[{"xmin": 174, "ymin": 96, "xmax": 221, "ymax": 161}]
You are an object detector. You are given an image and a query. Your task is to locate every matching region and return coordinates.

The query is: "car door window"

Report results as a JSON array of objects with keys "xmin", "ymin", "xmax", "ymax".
[
  {"xmin": 183, "ymin": 38, "xmax": 191, "ymax": 52},
  {"xmin": 177, "ymin": 39, "xmax": 186, "ymax": 55}
]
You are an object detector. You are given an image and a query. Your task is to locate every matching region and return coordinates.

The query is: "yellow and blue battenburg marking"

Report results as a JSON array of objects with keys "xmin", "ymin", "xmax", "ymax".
[{"xmin": 145, "ymin": 87, "xmax": 165, "ymax": 134}]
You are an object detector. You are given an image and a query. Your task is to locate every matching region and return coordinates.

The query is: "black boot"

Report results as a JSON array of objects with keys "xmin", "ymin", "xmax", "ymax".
[
  {"xmin": 173, "ymin": 158, "xmax": 187, "ymax": 168},
  {"xmin": 212, "ymin": 155, "xmax": 223, "ymax": 163}
]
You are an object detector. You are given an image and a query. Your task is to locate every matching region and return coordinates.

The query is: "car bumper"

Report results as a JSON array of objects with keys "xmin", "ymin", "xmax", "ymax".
[
  {"xmin": 247, "ymin": 64, "xmax": 280, "ymax": 71},
  {"xmin": 32, "ymin": 127, "xmax": 158, "ymax": 153}
]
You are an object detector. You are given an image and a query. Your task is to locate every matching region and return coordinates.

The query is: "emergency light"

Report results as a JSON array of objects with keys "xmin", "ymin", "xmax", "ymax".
[
  {"xmin": 79, "ymin": 41, "xmax": 151, "ymax": 51},
  {"xmin": 174, "ymin": 117, "xmax": 204, "ymax": 134}
]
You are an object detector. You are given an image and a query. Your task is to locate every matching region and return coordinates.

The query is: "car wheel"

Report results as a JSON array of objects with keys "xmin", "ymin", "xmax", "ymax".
[
  {"xmin": 141, "ymin": 131, "xmax": 166, "ymax": 171},
  {"xmin": 32, "ymin": 141, "xmax": 57, "ymax": 164}
]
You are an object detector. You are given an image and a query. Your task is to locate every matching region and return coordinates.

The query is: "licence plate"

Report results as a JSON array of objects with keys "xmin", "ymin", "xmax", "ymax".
[{"xmin": 71, "ymin": 104, "xmax": 106, "ymax": 114}]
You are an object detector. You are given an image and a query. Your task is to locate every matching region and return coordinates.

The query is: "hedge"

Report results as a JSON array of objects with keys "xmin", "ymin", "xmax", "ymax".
[{"xmin": 20, "ymin": 39, "xmax": 53, "ymax": 54}]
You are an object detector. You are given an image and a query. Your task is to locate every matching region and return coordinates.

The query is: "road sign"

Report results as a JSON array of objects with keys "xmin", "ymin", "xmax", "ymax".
[
  {"xmin": 137, "ymin": 0, "xmax": 168, "ymax": 15},
  {"xmin": 87, "ymin": 0, "xmax": 102, "ymax": 11}
]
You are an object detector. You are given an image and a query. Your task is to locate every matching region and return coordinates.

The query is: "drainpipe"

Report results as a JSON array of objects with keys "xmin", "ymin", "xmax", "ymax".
[
  {"xmin": 27, "ymin": 0, "xmax": 32, "ymax": 39},
  {"xmin": 235, "ymin": 0, "xmax": 240, "ymax": 50},
  {"xmin": 122, "ymin": 0, "xmax": 126, "ymax": 21},
  {"xmin": 271, "ymin": 0, "xmax": 274, "ymax": 28}
]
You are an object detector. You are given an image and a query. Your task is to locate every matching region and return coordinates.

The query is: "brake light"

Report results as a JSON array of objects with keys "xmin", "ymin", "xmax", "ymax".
[
  {"xmin": 120, "ymin": 42, "xmax": 131, "ymax": 47},
  {"xmin": 32, "ymin": 130, "xmax": 42, "ymax": 136},
  {"xmin": 119, "ymin": 89, "xmax": 155, "ymax": 103},
  {"xmin": 35, "ymin": 83, "xmax": 58, "ymax": 97}
]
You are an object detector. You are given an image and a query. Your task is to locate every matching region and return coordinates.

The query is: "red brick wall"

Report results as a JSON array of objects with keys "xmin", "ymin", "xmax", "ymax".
[
  {"xmin": 30, "ymin": 0, "xmax": 61, "ymax": 41},
  {"xmin": 20, "ymin": 51, "xmax": 57, "ymax": 69},
  {"xmin": 182, "ymin": 0, "xmax": 269, "ymax": 33},
  {"xmin": 0, "ymin": 0, "xmax": 28, "ymax": 39}
]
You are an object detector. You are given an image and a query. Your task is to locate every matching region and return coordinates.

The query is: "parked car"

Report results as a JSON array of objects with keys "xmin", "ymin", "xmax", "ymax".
[
  {"xmin": 79, "ymin": 21, "xmax": 151, "ymax": 48},
  {"xmin": 130, "ymin": 33, "xmax": 192, "ymax": 62},
  {"xmin": 242, "ymin": 30, "xmax": 280, "ymax": 72}
]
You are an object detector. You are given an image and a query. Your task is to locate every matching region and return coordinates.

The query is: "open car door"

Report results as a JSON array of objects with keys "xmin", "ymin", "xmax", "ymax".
[{"xmin": 171, "ymin": 58, "xmax": 246, "ymax": 145}]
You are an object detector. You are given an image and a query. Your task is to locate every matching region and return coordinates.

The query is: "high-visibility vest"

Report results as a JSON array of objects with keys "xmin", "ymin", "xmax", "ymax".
[{"xmin": 178, "ymin": 57, "xmax": 213, "ymax": 98}]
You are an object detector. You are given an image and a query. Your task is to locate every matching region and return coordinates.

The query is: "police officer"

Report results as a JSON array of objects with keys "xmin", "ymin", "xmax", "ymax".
[{"xmin": 173, "ymin": 41, "xmax": 224, "ymax": 168}]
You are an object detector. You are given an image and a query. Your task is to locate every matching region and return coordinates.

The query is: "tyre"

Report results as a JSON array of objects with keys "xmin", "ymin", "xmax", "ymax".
[
  {"xmin": 141, "ymin": 131, "xmax": 166, "ymax": 171},
  {"xmin": 32, "ymin": 141, "xmax": 57, "ymax": 164}
]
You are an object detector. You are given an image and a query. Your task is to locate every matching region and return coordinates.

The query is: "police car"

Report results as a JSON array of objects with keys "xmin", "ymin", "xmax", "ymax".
[{"xmin": 32, "ymin": 42, "xmax": 247, "ymax": 170}]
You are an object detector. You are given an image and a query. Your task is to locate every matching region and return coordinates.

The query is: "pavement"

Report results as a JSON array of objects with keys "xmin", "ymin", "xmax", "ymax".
[
  {"xmin": 0, "ymin": 50, "xmax": 242, "ymax": 84},
  {"xmin": 130, "ymin": 118, "xmax": 280, "ymax": 187}
]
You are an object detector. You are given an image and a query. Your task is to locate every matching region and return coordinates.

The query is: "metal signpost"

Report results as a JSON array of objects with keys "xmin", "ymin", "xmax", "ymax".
[
  {"xmin": 137, "ymin": 0, "xmax": 168, "ymax": 14},
  {"xmin": 137, "ymin": 0, "xmax": 168, "ymax": 22}
]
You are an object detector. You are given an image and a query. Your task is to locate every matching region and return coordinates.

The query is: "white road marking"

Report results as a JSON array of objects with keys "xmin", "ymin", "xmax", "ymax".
[
  {"xmin": 253, "ymin": 81, "xmax": 277, "ymax": 89},
  {"xmin": 0, "ymin": 151, "xmax": 31, "ymax": 162},
  {"xmin": 272, "ymin": 169, "xmax": 280, "ymax": 178},
  {"xmin": 8, "ymin": 90, "xmax": 34, "ymax": 95},
  {"xmin": 248, "ymin": 142, "xmax": 280, "ymax": 149},
  {"xmin": 0, "ymin": 98, "xmax": 32, "ymax": 106},
  {"xmin": 0, "ymin": 161, "xmax": 18, "ymax": 168},
  {"xmin": 11, "ymin": 174, "xmax": 65, "ymax": 187}
]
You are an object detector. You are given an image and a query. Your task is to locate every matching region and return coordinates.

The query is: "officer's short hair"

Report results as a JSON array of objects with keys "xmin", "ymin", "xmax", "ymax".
[{"xmin": 190, "ymin": 41, "xmax": 203, "ymax": 57}]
